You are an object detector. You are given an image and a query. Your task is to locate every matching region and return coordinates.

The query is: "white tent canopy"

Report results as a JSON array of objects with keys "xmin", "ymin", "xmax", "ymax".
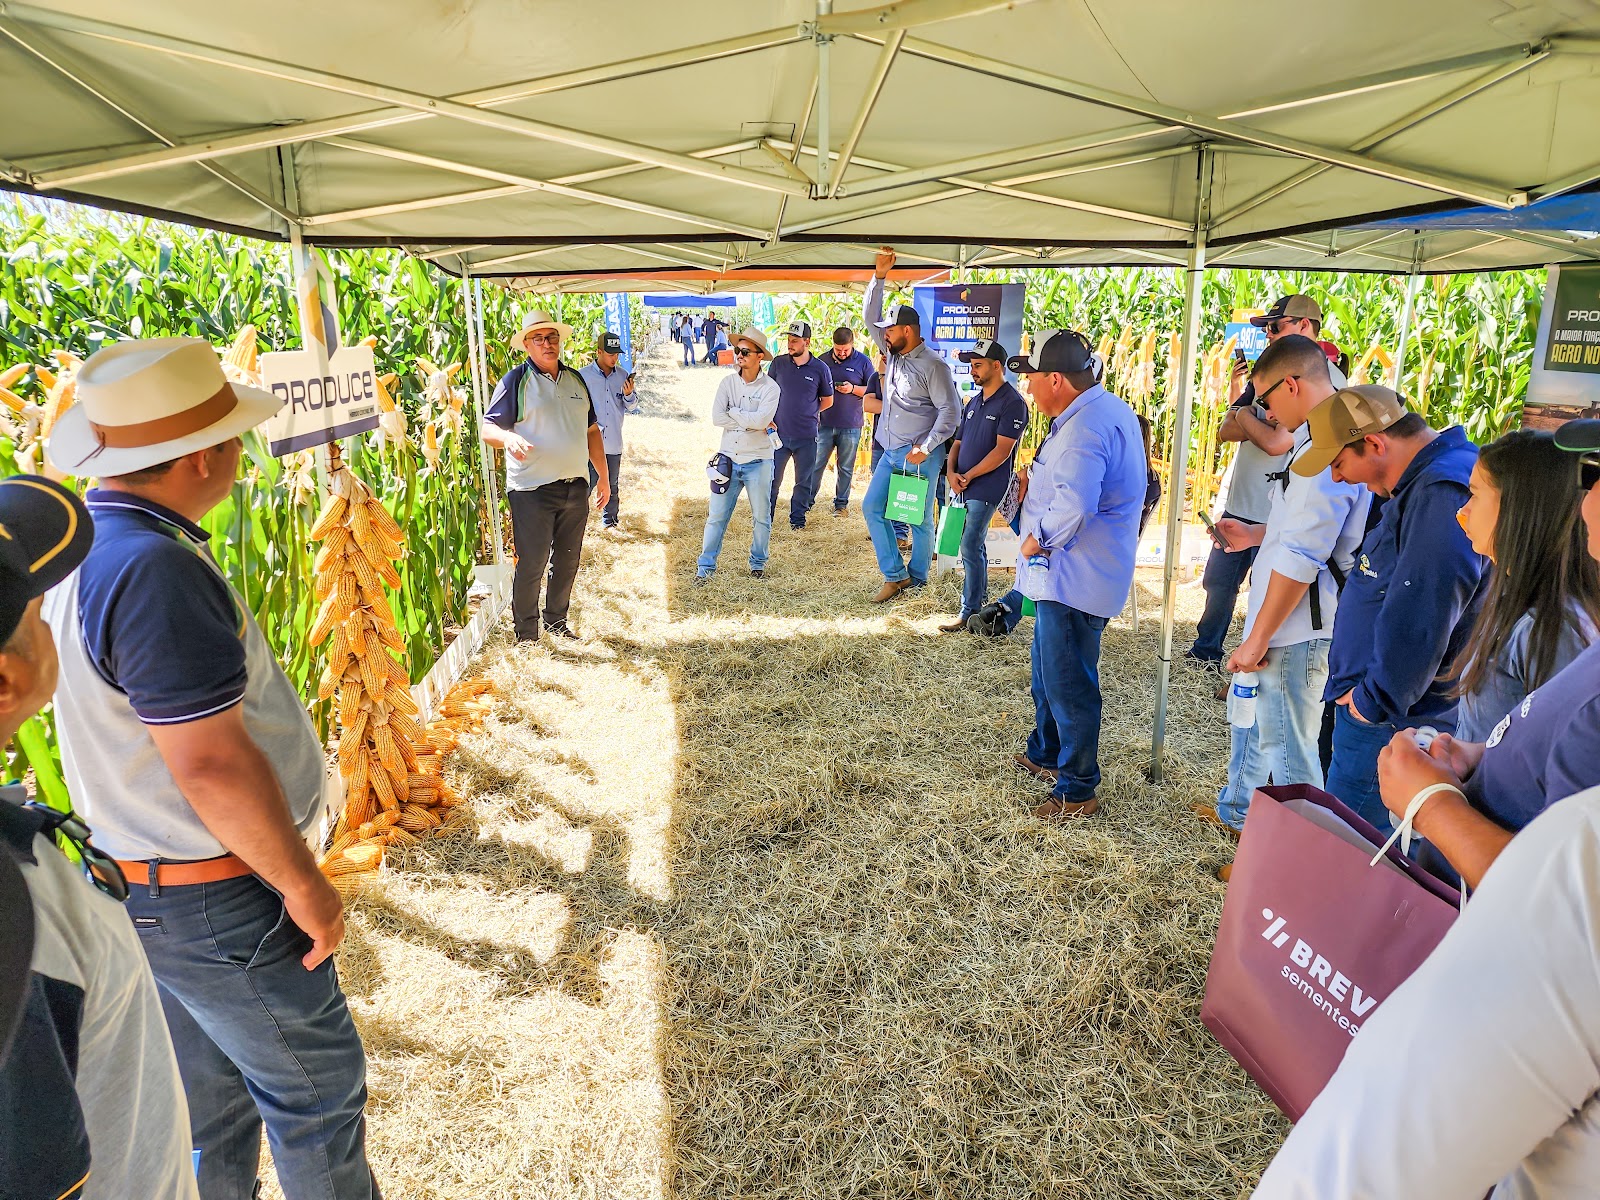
[
  {"xmin": 6, "ymin": 0, "xmax": 1599, "ymax": 774},
  {"xmin": 4, "ymin": 0, "xmax": 1600, "ymax": 279}
]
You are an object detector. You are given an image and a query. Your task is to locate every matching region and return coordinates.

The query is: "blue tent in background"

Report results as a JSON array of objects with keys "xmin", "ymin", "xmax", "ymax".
[
  {"xmin": 641, "ymin": 294, "xmax": 737, "ymax": 308},
  {"xmin": 1357, "ymin": 189, "xmax": 1600, "ymax": 235}
]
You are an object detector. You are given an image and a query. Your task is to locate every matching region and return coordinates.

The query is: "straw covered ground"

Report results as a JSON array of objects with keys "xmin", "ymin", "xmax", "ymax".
[{"xmin": 281, "ymin": 343, "xmax": 1287, "ymax": 1197}]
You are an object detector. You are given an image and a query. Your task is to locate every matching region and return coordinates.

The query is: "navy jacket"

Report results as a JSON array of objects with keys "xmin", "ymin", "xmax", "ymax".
[{"xmin": 1326, "ymin": 426, "xmax": 1487, "ymax": 729}]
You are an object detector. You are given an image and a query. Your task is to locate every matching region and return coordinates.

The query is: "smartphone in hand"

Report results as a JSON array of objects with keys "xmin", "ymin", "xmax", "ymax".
[{"xmin": 1199, "ymin": 510, "xmax": 1227, "ymax": 550}]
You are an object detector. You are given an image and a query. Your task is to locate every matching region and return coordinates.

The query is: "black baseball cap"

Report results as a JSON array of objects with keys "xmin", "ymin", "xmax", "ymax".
[
  {"xmin": 958, "ymin": 339, "xmax": 1009, "ymax": 364},
  {"xmin": 598, "ymin": 332, "xmax": 623, "ymax": 354},
  {"xmin": 0, "ymin": 476, "xmax": 94, "ymax": 645},
  {"xmin": 785, "ymin": 320, "xmax": 812, "ymax": 340},
  {"xmin": 1007, "ymin": 330, "xmax": 1097, "ymax": 375},
  {"xmin": 1554, "ymin": 418, "xmax": 1600, "ymax": 453},
  {"xmin": 871, "ymin": 304, "xmax": 920, "ymax": 331}
]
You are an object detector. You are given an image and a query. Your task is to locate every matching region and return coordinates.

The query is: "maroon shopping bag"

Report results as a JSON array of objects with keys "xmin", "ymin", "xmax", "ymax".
[{"xmin": 1201, "ymin": 784, "xmax": 1459, "ymax": 1120}]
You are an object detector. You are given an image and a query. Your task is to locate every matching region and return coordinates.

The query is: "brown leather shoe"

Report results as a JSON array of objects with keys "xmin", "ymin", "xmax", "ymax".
[
  {"xmin": 1033, "ymin": 796, "xmax": 1100, "ymax": 820},
  {"xmin": 938, "ymin": 616, "xmax": 969, "ymax": 633},
  {"xmin": 1190, "ymin": 803, "xmax": 1242, "ymax": 842},
  {"xmin": 1217, "ymin": 862, "xmax": 1233, "ymax": 883},
  {"xmin": 1012, "ymin": 753, "xmax": 1059, "ymax": 782},
  {"xmin": 896, "ymin": 537, "xmax": 912, "ymax": 553},
  {"xmin": 872, "ymin": 578, "xmax": 912, "ymax": 604}
]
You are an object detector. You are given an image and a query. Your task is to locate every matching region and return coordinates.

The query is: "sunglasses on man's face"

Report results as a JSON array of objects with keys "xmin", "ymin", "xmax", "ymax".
[
  {"xmin": 524, "ymin": 331, "xmax": 561, "ymax": 347},
  {"xmin": 1254, "ymin": 374, "xmax": 1298, "ymax": 410},
  {"xmin": 1580, "ymin": 454, "xmax": 1600, "ymax": 492},
  {"xmin": 1266, "ymin": 319, "xmax": 1301, "ymax": 336},
  {"xmin": 733, "ymin": 346, "xmax": 757, "ymax": 358},
  {"xmin": 26, "ymin": 803, "xmax": 128, "ymax": 902}
]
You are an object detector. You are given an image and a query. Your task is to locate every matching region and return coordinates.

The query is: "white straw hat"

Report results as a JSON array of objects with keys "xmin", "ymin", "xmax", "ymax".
[
  {"xmin": 730, "ymin": 327, "xmax": 772, "ymax": 360},
  {"xmin": 47, "ymin": 337, "xmax": 282, "ymax": 478},
  {"xmin": 508, "ymin": 309, "xmax": 575, "ymax": 353}
]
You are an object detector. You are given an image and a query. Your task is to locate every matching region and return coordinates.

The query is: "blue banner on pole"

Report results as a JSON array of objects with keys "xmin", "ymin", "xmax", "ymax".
[
  {"xmin": 751, "ymin": 293, "xmax": 776, "ymax": 334},
  {"xmin": 603, "ymin": 293, "xmax": 634, "ymax": 373},
  {"xmin": 910, "ymin": 283, "xmax": 1025, "ymax": 396}
]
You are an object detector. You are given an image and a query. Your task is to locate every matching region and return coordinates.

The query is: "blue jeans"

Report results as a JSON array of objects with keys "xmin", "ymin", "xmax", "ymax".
[
  {"xmin": 1325, "ymin": 703, "xmax": 1398, "ymax": 831},
  {"xmin": 1190, "ymin": 513, "xmax": 1259, "ymax": 661},
  {"xmin": 126, "ymin": 875, "xmax": 377, "ymax": 1200},
  {"xmin": 808, "ymin": 426, "xmax": 862, "ymax": 512},
  {"xmin": 956, "ymin": 497, "xmax": 999, "ymax": 618},
  {"xmin": 869, "ymin": 438, "xmax": 909, "ymax": 539},
  {"xmin": 1027, "ymin": 600, "xmax": 1109, "ymax": 803},
  {"xmin": 700, "ymin": 457, "xmax": 773, "ymax": 573},
  {"xmin": 863, "ymin": 443, "xmax": 947, "ymax": 584},
  {"xmin": 770, "ymin": 439, "xmax": 818, "ymax": 528},
  {"xmin": 1216, "ymin": 639, "xmax": 1331, "ymax": 831}
]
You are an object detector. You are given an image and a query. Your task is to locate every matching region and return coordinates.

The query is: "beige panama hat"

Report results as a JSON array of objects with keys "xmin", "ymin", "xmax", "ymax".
[
  {"xmin": 508, "ymin": 309, "xmax": 575, "ymax": 353},
  {"xmin": 47, "ymin": 337, "xmax": 283, "ymax": 478},
  {"xmin": 730, "ymin": 327, "xmax": 772, "ymax": 359}
]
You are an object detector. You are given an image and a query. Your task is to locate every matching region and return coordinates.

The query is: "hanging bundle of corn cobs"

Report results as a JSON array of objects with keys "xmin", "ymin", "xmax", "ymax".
[{"xmin": 0, "ymin": 350, "xmax": 83, "ymax": 477}]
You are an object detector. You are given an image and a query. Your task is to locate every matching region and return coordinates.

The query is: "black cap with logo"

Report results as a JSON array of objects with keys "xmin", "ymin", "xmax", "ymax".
[
  {"xmin": 0, "ymin": 476, "xmax": 93, "ymax": 645},
  {"xmin": 957, "ymin": 339, "xmax": 1008, "ymax": 364},
  {"xmin": 598, "ymin": 332, "xmax": 623, "ymax": 354},
  {"xmin": 1006, "ymin": 330, "xmax": 1099, "ymax": 376}
]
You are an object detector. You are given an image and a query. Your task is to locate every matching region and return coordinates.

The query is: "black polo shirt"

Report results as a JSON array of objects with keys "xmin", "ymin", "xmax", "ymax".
[{"xmin": 953, "ymin": 381, "xmax": 1029, "ymax": 504}]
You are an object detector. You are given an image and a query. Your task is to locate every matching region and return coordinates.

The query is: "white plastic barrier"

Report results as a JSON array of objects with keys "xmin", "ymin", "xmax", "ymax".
[{"xmin": 410, "ymin": 563, "xmax": 514, "ymax": 725}]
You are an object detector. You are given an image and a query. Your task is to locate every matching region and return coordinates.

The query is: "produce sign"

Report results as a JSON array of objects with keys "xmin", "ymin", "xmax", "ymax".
[
  {"xmin": 912, "ymin": 283, "xmax": 1025, "ymax": 395},
  {"xmin": 261, "ymin": 343, "xmax": 381, "ymax": 456},
  {"xmin": 1524, "ymin": 264, "xmax": 1600, "ymax": 430}
]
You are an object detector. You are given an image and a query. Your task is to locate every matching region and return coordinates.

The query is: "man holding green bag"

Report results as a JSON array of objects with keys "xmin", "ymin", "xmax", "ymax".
[
  {"xmin": 938, "ymin": 340, "xmax": 1029, "ymax": 633},
  {"xmin": 1008, "ymin": 331, "xmax": 1146, "ymax": 820},
  {"xmin": 862, "ymin": 247, "xmax": 963, "ymax": 603}
]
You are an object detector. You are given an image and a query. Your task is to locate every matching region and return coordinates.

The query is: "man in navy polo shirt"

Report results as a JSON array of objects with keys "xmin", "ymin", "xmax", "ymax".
[
  {"xmin": 767, "ymin": 320, "xmax": 834, "ymax": 531},
  {"xmin": 579, "ymin": 331, "xmax": 637, "ymax": 533},
  {"xmin": 939, "ymin": 339, "xmax": 1029, "ymax": 633},
  {"xmin": 42, "ymin": 337, "xmax": 380, "ymax": 1198},
  {"xmin": 807, "ymin": 327, "xmax": 873, "ymax": 517},
  {"xmin": 1292, "ymin": 384, "xmax": 1487, "ymax": 831}
]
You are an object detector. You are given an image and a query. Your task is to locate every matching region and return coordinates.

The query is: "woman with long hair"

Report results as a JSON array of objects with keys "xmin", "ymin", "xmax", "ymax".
[{"xmin": 1450, "ymin": 428, "xmax": 1600, "ymax": 741}]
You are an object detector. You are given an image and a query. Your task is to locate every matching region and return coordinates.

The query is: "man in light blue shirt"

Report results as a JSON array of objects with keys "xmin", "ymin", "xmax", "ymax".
[
  {"xmin": 1007, "ymin": 330, "xmax": 1146, "ymax": 820},
  {"xmin": 862, "ymin": 247, "xmax": 962, "ymax": 602},
  {"xmin": 579, "ymin": 331, "xmax": 638, "ymax": 532}
]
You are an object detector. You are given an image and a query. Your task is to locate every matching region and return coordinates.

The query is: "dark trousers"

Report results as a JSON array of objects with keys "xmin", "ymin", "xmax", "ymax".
[
  {"xmin": 1027, "ymin": 600, "xmax": 1110, "ymax": 803},
  {"xmin": 127, "ymin": 875, "xmax": 379, "ymax": 1200},
  {"xmin": 509, "ymin": 479, "xmax": 589, "ymax": 638},
  {"xmin": 588, "ymin": 452, "xmax": 622, "ymax": 526},
  {"xmin": 1325, "ymin": 704, "xmax": 1397, "ymax": 832},
  {"xmin": 1190, "ymin": 511, "xmax": 1259, "ymax": 661},
  {"xmin": 770, "ymin": 438, "xmax": 818, "ymax": 529}
]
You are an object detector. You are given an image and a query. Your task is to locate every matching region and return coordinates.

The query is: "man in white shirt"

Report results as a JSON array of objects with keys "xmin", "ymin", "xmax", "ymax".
[
  {"xmin": 1253, "ymin": 782, "xmax": 1600, "ymax": 1199},
  {"xmin": 1196, "ymin": 336, "xmax": 1369, "ymax": 875}
]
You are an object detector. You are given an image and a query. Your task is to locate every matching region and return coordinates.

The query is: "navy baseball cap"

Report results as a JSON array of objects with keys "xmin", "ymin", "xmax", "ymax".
[
  {"xmin": 785, "ymin": 320, "xmax": 812, "ymax": 340},
  {"xmin": 1007, "ymin": 330, "xmax": 1099, "ymax": 376},
  {"xmin": 1554, "ymin": 418, "xmax": 1600, "ymax": 453},
  {"xmin": 958, "ymin": 339, "xmax": 1008, "ymax": 364},
  {"xmin": 0, "ymin": 476, "xmax": 93, "ymax": 645},
  {"xmin": 870, "ymin": 304, "xmax": 920, "ymax": 331},
  {"xmin": 599, "ymin": 332, "xmax": 623, "ymax": 354}
]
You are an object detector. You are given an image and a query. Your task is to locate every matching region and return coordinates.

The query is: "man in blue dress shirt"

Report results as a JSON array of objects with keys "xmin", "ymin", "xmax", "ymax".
[{"xmin": 1007, "ymin": 331, "xmax": 1146, "ymax": 820}]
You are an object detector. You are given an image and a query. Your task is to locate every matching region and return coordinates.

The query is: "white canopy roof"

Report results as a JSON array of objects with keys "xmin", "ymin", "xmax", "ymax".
[{"xmin": 4, "ymin": 0, "xmax": 1600, "ymax": 283}]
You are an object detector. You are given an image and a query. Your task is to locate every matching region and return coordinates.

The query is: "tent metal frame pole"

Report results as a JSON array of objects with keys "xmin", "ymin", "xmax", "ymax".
[
  {"xmin": 844, "ymin": 127, "xmax": 1168, "ymax": 196},
  {"xmin": 814, "ymin": 0, "xmax": 833, "ymax": 197},
  {"xmin": 467, "ymin": 278, "xmax": 507, "ymax": 567},
  {"xmin": 766, "ymin": 79, "xmax": 819, "ymax": 246},
  {"xmin": 14, "ymin": 6, "xmax": 809, "ymax": 198},
  {"xmin": 1394, "ymin": 257, "xmax": 1423, "ymax": 393},
  {"xmin": 311, "ymin": 138, "xmax": 771, "ymax": 238},
  {"xmin": 879, "ymin": 35, "xmax": 1529, "ymax": 209},
  {"xmin": 1150, "ymin": 146, "xmax": 1213, "ymax": 783},
  {"xmin": 828, "ymin": 28, "xmax": 904, "ymax": 198},
  {"xmin": 276, "ymin": 146, "xmax": 337, "ymax": 493},
  {"xmin": 1210, "ymin": 50, "xmax": 1549, "ymax": 229}
]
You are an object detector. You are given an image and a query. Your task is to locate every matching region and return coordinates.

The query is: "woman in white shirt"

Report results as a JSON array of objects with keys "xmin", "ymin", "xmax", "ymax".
[{"xmin": 697, "ymin": 328, "xmax": 781, "ymax": 582}]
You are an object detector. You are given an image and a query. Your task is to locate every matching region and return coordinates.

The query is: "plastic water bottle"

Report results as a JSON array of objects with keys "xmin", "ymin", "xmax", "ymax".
[
  {"xmin": 1390, "ymin": 726, "xmax": 1441, "ymax": 835},
  {"xmin": 1022, "ymin": 553, "xmax": 1050, "ymax": 599},
  {"xmin": 767, "ymin": 426, "xmax": 782, "ymax": 450},
  {"xmin": 1227, "ymin": 671, "xmax": 1259, "ymax": 728}
]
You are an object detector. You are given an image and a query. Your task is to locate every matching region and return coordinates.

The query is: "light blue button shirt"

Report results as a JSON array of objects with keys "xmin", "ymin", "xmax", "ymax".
[
  {"xmin": 1018, "ymin": 384, "xmax": 1146, "ymax": 619},
  {"xmin": 579, "ymin": 361, "xmax": 637, "ymax": 455}
]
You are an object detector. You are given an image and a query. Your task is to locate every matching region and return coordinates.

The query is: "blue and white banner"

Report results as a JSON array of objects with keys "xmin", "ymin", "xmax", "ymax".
[
  {"xmin": 911, "ymin": 283, "xmax": 1025, "ymax": 396},
  {"xmin": 1224, "ymin": 321, "xmax": 1270, "ymax": 361},
  {"xmin": 603, "ymin": 293, "xmax": 634, "ymax": 373},
  {"xmin": 751, "ymin": 293, "xmax": 777, "ymax": 334}
]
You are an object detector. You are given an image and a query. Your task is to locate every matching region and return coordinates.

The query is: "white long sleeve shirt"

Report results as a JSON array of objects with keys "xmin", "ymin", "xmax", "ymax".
[
  {"xmin": 1254, "ymin": 784, "xmax": 1600, "ymax": 1199},
  {"xmin": 711, "ymin": 370, "xmax": 781, "ymax": 463},
  {"xmin": 1242, "ymin": 426, "xmax": 1371, "ymax": 649}
]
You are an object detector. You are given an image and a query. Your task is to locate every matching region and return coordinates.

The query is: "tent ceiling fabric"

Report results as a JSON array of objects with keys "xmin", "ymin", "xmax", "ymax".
[{"xmin": 4, "ymin": 0, "xmax": 1600, "ymax": 282}]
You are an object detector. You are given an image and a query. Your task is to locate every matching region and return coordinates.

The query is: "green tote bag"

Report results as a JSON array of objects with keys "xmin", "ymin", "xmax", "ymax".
[
  {"xmin": 935, "ymin": 498, "xmax": 967, "ymax": 556},
  {"xmin": 884, "ymin": 469, "xmax": 929, "ymax": 525}
]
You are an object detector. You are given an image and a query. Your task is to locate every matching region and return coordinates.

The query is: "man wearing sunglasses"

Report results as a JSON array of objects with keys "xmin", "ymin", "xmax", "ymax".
[
  {"xmin": 0, "ymin": 475, "xmax": 198, "ymax": 1199},
  {"xmin": 1188, "ymin": 295, "xmax": 1346, "ymax": 679}
]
